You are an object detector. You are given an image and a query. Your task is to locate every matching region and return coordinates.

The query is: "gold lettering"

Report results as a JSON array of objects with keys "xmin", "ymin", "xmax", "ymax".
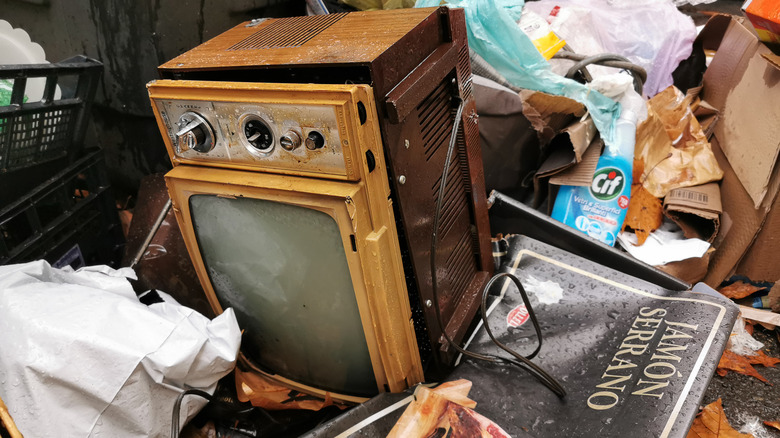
[
  {"xmin": 596, "ymin": 373, "xmax": 632, "ymax": 392},
  {"xmin": 639, "ymin": 307, "xmax": 667, "ymax": 318},
  {"xmin": 623, "ymin": 328, "xmax": 657, "ymax": 343},
  {"xmin": 644, "ymin": 362, "xmax": 676, "ymax": 380},
  {"xmin": 651, "ymin": 341, "xmax": 689, "ymax": 362},
  {"xmin": 632, "ymin": 317, "xmax": 663, "ymax": 329},
  {"xmin": 587, "ymin": 391, "xmax": 619, "ymax": 410},
  {"xmin": 661, "ymin": 327, "xmax": 695, "ymax": 341},
  {"xmin": 605, "ymin": 357, "xmax": 637, "ymax": 372},
  {"xmin": 616, "ymin": 343, "xmax": 649, "ymax": 356},
  {"xmin": 631, "ymin": 380, "xmax": 669, "ymax": 399}
]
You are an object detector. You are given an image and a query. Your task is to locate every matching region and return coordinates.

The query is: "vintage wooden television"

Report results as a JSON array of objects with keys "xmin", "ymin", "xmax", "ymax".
[{"xmin": 147, "ymin": 7, "xmax": 493, "ymax": 402}]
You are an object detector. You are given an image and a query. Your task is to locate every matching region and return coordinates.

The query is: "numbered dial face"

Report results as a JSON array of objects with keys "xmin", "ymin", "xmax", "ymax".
[
  {"xmin": 176, "ymin": 112, "xmax": 215, "ymax": 154},
  {"xmin": 240, "ymin": 115, "xmax": 274, "ymax": 154}
]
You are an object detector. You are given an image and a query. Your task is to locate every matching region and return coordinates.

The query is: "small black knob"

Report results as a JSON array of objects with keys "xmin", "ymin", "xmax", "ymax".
[{"xmin": 305, "ymin": 131, "xmax": 325, "ymax": 150}]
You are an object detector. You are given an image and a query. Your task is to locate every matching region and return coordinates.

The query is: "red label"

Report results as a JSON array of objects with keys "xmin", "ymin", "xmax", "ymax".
[
  {"xmin": 618, "ymin": 195, "xmax": 630, "ymax": 209},
  {"xmin": 507, "ymin": 304, "xmax": 530, "ymax": 328}
]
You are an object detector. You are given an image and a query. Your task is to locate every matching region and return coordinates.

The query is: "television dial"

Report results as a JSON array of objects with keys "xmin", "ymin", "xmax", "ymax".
[
  {"xmin": 241, "ymin": 115, "xmax": 274, "ymax": 154},
  {"xmin": 175, "ymin": 112, "xmax": 215, "ymax": 154},
  {"xmin": 305, "ymin": 131, "xmax": 325, "ymax": 150}
]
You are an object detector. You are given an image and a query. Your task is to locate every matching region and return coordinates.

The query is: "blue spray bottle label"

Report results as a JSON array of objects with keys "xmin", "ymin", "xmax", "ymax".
[
  {"xmin": 551, "ymin": 155, "xmax": 632, "ymax": 246},
  {"xmin": 551, "ymin": 110, "xmax": 637, "ymax": 247}
]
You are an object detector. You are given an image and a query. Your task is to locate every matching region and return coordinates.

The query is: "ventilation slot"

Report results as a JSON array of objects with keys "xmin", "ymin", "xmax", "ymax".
[
  {"xmin": 418, "ymin": 81, "xmax": 454, "ymax": 161},
  {"xmin": 445, "ymin": 228, "xmax": 478, "ymax": 308},
  {"xmin": 229, "ymin": 13, "xmax": 347, "ymax": 50},
  {"xmin": 457, "ymin": 45, "xmax": 473, "ymax": 101},
  {"xmin": 432, "ymin": 158, "xmax": 467, "ymax": 239}
]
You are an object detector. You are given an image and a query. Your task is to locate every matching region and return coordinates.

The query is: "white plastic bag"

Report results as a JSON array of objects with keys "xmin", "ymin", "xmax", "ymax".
[
  {"xmin": 0, "ymin": 261, "xmax": 241, "ymax": 437},
  {"xmin": 524, "ymin": 0, "xmax": 697, "ymax": 96}
]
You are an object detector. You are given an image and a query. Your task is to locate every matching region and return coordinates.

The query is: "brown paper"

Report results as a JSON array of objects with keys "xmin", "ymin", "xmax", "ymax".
[{"xmin": 634, "ymin": 86, "xmax": 724, "ymax": 199}]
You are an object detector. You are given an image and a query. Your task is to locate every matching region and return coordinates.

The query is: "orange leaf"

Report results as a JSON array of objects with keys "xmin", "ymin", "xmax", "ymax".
[
  {"xmin": 623, "ymin": 184, "xmax": 664, "ymax": 245},
  {"xmin": 746, "ymin": 350, "xmax": 780, "ymax": 368},
  {"xmin": 745, "ymin": 320, "xmax": 754, "ymax": 336},
  {"xmin": 717, "ymin": 350, "xmax": 770, "ymax": 384},
  {"xmin": 764, "ymin": 421, "xmax": 780, "ymax": 431},
  {"xmin": 633, "ymin": 158, "xmax": 645, "ymax": 184},
  {"xmin": 687, "ymin": 399, "xmax": 753, "ymax": 438},
  {"xmin": 718, "ymin": 281, "xmax": 764, "ymax": 300}
]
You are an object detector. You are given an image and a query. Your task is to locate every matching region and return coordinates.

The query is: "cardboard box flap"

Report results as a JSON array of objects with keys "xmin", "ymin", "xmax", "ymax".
[
  {"xmin": 764, "ymin": 53, "xmax": 780, "ymax": 70},
  {"xmin": 519, "ymin": 90, "xmax": 586, "ymax": 145},
  {"xmin": 532, "ymin": 118, "xmax": 597, "ymax": 207},
  {"xmin": 702, "ymin": 16, "xmax": 780, "ymax": 208},
  {"xmin": 549, "ymin": 138, "xmax": 602, "ymax": 187},
  {"xmin": 664, "ymin": 183, "xmax": 723, "ymax": 214},
  {"xmin": 664, "ymin": 183, "xmax": 722, "ymax": 242},
  {"xmin": 703, "ymin": 136, "xmax": 766, "ymax": 286}
]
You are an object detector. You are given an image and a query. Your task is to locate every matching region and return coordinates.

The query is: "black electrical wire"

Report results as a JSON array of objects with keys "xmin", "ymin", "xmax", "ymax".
[
  {"xmin": 171, "ymin": 389, "xmax": 212, "ymax": 438},
  {"xmin": 429, "ymin": 91, "xmax": 566, "ymax": 398}
]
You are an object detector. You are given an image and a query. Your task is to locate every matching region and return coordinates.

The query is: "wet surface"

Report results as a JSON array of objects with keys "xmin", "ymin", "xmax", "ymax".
[{"xmin": 703, "ymin": 326, "xmax": 780, "ymax": 437}]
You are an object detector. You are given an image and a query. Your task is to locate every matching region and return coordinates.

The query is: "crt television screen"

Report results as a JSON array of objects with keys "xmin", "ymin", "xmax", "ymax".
[{"xmin": 190, "ymin": 194, "xmax": 378, "ymax": 396}]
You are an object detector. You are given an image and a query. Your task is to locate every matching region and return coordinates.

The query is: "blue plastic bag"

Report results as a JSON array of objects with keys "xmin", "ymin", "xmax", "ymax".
[{"xmin": 416, "ymin": 0, "xmax": 621, "ymax": 146}]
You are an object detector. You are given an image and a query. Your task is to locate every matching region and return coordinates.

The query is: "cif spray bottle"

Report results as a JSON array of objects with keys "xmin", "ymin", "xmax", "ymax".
[{"xmin": 551, "ymin": 110, "xmax": 637, "ymax": 246}]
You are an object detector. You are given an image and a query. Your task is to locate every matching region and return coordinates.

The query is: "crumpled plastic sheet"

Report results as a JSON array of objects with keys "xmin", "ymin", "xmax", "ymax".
[
  {"xmin": 416, "ymin": 0, "xmax": 621, "ymax": 148},
  {"xmin": 0, "ymin": 261, "xmax": 241, "ymax": 438},
  {"xmin": 524, "ymin": 0, "xmax": 697, "ymax": 97}
]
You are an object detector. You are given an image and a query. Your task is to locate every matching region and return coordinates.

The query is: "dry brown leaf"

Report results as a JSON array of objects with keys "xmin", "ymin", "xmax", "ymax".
[
  {"xmin": 718, "ymin": 281, "xmax": 764, "ymax": 300},
  {"xmin": 717, "ymin": 351, "xmax": 768, "ymax": 383},
  {"xmin": 686, "ymin": 399, "xmax": 754, "ymax": 438},
  {"xmin": 623, "ymin": 184, "xmax": 664, "ymax": 245},
  {"xmin": 747, "ymin": 350, "xmax": 780, "ymax": 368},
  {"xmin": 745, "ymin": 320, "xmax": 755, "ymax": 336},
  {"xmin": 764, "ymin": 421, "xmax": 780, "ymax": 430},
  {"xmin": 633, "ymin": 158, "xmax": 645, "ymax": 184},
  {"xmin": 764, "ymin": 421, "xmax": 780, "ymax": 431},
  {"xmin": 716, "ymin": 350, "xmax": 780, "ymax": 384}
]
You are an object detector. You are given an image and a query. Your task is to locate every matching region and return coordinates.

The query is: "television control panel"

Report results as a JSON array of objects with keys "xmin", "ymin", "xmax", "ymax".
[{"xmin": 153, "ymin": 97, "xmax": 350, "ymax": 177}]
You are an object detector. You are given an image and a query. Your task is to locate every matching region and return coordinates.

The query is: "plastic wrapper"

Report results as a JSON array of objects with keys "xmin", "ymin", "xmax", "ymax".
[
  {"xmin": 727, "ymin": 316, "xmax": 765, "ymax": 356},
  {"xmin": 0, "ymin": 261, "xmax": 241, "ymax": 437},
  {"xmin": 339, "ymin": 0, "xmax": 415, "ymax": 10},
  {"xmin": 635, "ymin": 85, "xmax": 723, "ymax": 198},
  {"xmin": 524, "ymin": 0, "xmax": 697, "ymax": 97},
  {"xmin": 415, "ymin": 0, "xmax": 621, "ymax": 148}
]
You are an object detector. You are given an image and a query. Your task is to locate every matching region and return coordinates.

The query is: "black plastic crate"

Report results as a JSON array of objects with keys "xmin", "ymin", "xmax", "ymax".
[
  {"xmin": 0, "ymin": 149, "xmax": 124, "ymax": 268},
  {"xmin": 0, "ymin": 55, "xmax": 102, "ymax": 206}
]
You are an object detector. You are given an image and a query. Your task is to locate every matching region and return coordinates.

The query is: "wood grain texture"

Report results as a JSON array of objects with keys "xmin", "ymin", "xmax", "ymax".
[{"xmin": 160, "ymin": 8, "xmax": 439, "ymax": 71}]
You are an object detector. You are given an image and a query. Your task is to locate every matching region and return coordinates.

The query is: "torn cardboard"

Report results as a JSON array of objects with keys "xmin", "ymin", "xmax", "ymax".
[
  {"xmin": 664, "ymin": 182, "xmax": 722, "ymax": 243},
  {"xmin": 696, "ymin": 15, "xmax": 780, "ymax": 286},
  {"xmin": 702, "ymin": 15, "xmax": 780, "ymax": 209},
  {"xmin": 519, "ymin": 90, "xmax": 586, "ymax": 146},
  {"xmin": 532, "ymin": 117, "xmax": 598, "ymax": 207}
]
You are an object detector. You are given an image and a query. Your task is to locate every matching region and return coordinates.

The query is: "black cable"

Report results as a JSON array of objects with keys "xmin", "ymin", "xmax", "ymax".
[
  {"xmin": 171, "ymin": 389, "xmax": 212, "ymax": 438},
  {"xmin": 429, "ymin": 91, "xmax": 566, "ymax": 398}
]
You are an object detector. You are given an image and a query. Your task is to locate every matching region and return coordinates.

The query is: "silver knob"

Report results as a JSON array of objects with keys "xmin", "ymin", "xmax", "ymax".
[
  {"xmin": 280, "ymin": 130, "xmax": 302, "ymax": 151},
  {"xmin": 175, "ymin": 112, "xmax": 214, "ymax": 154}
]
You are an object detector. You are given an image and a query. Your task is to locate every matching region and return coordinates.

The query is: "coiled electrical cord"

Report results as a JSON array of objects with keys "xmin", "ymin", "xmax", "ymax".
[{"xmin": 429, "ymin": 92, "xmax": 565, "ymax": 398}]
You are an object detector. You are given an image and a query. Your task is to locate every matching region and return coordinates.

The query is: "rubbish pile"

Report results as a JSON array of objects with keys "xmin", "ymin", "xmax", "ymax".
[{"xmin": 2, "ymin": 0, "xmax": 780, "ymax": 437}]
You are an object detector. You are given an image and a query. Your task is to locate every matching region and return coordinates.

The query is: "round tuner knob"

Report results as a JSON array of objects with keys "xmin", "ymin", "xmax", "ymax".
[
  {"xmin": 279, "ymin": 130, "xmax": 302, "ymax": 151},
  {"xmin": 176, "ymin": 112, "xmax": 215, "ymax": 154},
  {"xmin": 304, "ymin": 131, "xmax": 325, "ymax": 150}
]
